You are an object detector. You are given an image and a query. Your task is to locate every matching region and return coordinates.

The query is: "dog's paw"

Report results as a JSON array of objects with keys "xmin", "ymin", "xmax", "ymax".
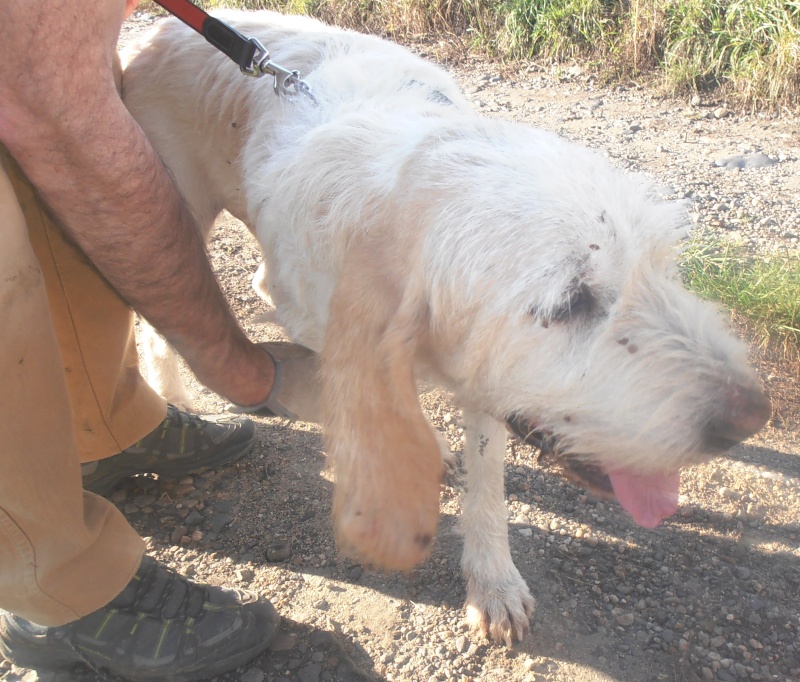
[
  {"xmin": 442, "ymin": 448, "xmax": 458, "ymax": 479},
  {"xmin": 465, "ymin": 571, "xmax": 536, "ymax": 646},
  {"xmin": 434, "ymin": 430, "xmax": 458, "ymax": 478},
  {"xmin": 335, "ymin": 491, "xmax": 439, "ymax": 571}
]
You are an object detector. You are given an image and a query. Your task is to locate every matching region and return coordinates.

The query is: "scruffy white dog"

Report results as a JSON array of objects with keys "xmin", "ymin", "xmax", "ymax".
[{"xmin": 123, "ymin": 11, "xmax": 770, "ymax": 644}]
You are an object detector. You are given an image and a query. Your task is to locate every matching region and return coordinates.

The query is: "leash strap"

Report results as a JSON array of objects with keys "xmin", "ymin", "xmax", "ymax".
[{"xmin": 150, "ymin": 0, "xmax": 315, "ymax": 99}]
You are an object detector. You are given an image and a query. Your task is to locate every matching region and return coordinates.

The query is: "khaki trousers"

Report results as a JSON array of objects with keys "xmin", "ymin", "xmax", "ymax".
[{"xmin": 0, "ymin": 147, "xmax": 168, "ymax": 626}]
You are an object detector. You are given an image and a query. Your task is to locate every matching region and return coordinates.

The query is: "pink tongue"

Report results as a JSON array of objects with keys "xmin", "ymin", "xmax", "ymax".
[{"xmin": 608, "ymin": 470, "xmax": 681, "ymax": 528}]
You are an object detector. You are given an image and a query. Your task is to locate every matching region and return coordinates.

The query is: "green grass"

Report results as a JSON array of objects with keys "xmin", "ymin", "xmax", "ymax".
[
  {"xmin": 661, "ymin": 0, "xmax": 800, "ymax": 109},
  {"xmin": 680, "ymin": 238, "xmax": 800, "ymax": 349},
  {"xmin": 141, "ymin": 0, "xmax": 800, "ymax": 109},
  {"xmin": 498, "ymin": 0, "xmax": 621, "ymax": 59}
]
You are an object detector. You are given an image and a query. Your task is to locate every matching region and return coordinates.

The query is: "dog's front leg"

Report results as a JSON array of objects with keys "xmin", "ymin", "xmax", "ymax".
[{"xmin": 460, "ymin": 410, "xmax": 535, "ymax": 645}]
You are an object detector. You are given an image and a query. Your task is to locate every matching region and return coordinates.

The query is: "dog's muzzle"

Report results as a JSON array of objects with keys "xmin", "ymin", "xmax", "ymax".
[{"xmin": 505, "ymin": 414, "xmax": 614, "ymax": 497}]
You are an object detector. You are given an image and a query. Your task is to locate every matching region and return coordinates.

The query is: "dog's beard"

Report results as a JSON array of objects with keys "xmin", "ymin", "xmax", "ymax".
[{"xmin": 506, "ymin": 414, "xmax": 680, "ymax": 528}]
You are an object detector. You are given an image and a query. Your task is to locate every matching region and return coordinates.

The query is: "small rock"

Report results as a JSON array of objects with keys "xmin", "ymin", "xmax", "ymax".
[
  {"xmin": 715, "ymin": 152, "xmax": 776, "ymax": 170},
  {"xmin": 310, "ymin": 630, "xmax": 335, "ymax": 648},
  {"xmin": 267, "ymin": 540, "xmax": 292, "ymax": 562},
  {"xmin": 210, "ymin": 513, "xmax": 234, "ymax": 534},
  {"xmin": 336, "ymin": 658, "xmax": 370, "ymax": 682},
  {"xmin": 214, "ymin": 500, "xmax": 235, "ymax": 513},
  {"xmin": 235, "ymin": 568, "xmax": 254, "ymax": 583},
  {"xmin": 240, "ymin": 668, "xmax": 266, "ymax": 682},
  {"xmin": 185, "ymin": 510, "xmax": 203, "ymax": 526},
  {"xmin": 297, "ymin": 663, "xmax": 323, "ymax": 682},
  {"xmin": 455, "ymin": 635, "xmax": 470, "ymax": 653},
  {"xmin": 268, "ymin": 633, "xmax": 298, "ymax": 652},
  {"xmin": 110, "ymin": 488, "xmax": 128, "ymax": 503},
  {"xmin": 714, "ymin": 107, "xmax": 730, "ymax": 119},
  {"xmin": 615, "ymin": 613, "xmax": 635, "ymax": 626},
  {"xmin": 133, "ymin": 494, "xmax": 156, "ymax": 509},
  {"xmin": 718, "ymin": 487, "xmax": 740, "ymax": 501}
]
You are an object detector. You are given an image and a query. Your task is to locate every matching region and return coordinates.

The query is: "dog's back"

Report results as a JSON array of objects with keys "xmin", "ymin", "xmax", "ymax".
[{"xmin": 122, "ymin": 11, "xmax": 469, "ymax": 234}]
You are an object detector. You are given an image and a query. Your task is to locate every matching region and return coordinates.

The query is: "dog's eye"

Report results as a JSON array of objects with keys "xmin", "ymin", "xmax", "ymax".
[{"xmin": 551, "ymin": 284, "xmax": 596, "ymax": 323}]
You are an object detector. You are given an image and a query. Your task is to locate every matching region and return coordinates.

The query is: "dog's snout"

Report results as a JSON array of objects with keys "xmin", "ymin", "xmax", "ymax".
[{"xmin": 702, "ymin": 383, "xmax": 771, "ymax": 451}]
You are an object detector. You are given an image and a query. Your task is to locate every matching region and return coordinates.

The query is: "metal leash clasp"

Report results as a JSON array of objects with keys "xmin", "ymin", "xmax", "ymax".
[{"xmin": 240, "ymin": 38, "xmax": 316, "ymax": 103}]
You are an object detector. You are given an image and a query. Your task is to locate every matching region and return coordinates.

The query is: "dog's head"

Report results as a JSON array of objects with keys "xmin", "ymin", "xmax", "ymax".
[
  {"xmin": 418, "ymin": 120, "xmax": 770, "ymax": 528},
  {"xmin": 320, "ymin": 116, "xmax": 769, "ymax": 570}
]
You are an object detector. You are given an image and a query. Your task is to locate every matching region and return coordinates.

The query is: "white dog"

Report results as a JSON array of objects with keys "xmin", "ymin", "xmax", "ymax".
[{"xmin": 122, "ymin": 11, "xmax": 770, "ymax": 644}]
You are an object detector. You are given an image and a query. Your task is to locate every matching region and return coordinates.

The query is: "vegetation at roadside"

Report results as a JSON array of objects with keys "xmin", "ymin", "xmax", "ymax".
[
  {"xmin": 139, "ymin": 0, "xmax": 800, "ymax": 110},
  {"xmin": 680, "ymin": 238, "xmax": 800, "ymax": 350}
]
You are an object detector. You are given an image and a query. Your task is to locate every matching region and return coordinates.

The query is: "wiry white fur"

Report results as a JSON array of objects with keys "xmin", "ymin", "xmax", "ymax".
[{"xmin": 123, "ymin": 11, "xmax": 766, "ymax": 645}]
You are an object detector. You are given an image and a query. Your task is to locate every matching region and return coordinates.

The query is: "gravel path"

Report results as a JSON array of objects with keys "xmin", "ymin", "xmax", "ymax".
[{"xmin": 2, "ymin": 11, "xmax": 798, "ymax": 682}]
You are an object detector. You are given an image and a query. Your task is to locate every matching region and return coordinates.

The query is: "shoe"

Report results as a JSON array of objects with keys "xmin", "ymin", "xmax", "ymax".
[
  {"xmin": 0, "ymin": 556, "xmax": 279, "ymax": 681},
  {"xmin": 82, "ymin": 405, "xmax": 257, "ymax": 496}
]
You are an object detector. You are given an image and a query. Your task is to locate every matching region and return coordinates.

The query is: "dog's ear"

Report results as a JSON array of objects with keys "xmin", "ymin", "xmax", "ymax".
[{"xmin": 323, "ymin": 236, "xmax": 441, "ymax": 571}]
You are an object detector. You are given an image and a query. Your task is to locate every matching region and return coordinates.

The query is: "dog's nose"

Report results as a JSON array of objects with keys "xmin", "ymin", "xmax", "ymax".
[{"xmin": 702, "ymin": 383, "xmax": 771, "ymax": 451}]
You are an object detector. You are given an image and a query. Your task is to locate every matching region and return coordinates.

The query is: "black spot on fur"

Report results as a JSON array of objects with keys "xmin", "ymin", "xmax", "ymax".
[
  {"xmin": 589, "ymin": 243, "xmax": 600, "ymax": 251},
  {"xmin": 551, "ymin": 283, "xmax": 597, "ymax": 323},
  {"xmin": 415, "ymin": 533, "xmax": 433, "ymax": 548},
  {"xmin": 617, "ymin": 337, "xmax": 629, "ymax": 346}
]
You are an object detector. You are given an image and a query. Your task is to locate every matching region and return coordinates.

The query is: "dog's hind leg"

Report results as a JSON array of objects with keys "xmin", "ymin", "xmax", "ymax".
[{"xmin": 460, "ymin": 410, "xmax": 535, "ymax": 645}]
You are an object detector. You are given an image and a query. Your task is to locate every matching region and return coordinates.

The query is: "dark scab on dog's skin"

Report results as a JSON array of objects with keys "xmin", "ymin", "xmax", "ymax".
[
  {"xmin": 628, "ymin": 344, "xmax": 639, "ymax": 354},
  {"xmin": 415, "ymin": 533, "xmax": 433, "ymax": 549},
  {"xmin": 589, "ymin": 243, "xmax": 600, "ymax": 251},
  {"xmin": 617, "ymin": 337, "xmax": 629, "ymax": 346}
]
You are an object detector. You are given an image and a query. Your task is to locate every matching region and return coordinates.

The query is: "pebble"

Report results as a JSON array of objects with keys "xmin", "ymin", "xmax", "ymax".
[
  {"xmin": 235, "ymin": 568, "xmax": 254, "ymax": 582},
  {"xmin": 210, "ymin": 513, "xmax": 234, "ymax": 534},
  {"xmin": 297, "ymin": 663, "xmax": 323, "ymax": 682},
  {"xmin": 267, "ymin": 540, "xmax": 292, "ymax": 562},
  {"xmin": 614, "ymin": 612, "xmax": 635, "ymax": 626},
  {"xmin": 715, "ymin": 152, "xmax": 777, "ymax": 169},
  {"xmin": 455, "ymin": 635, "xmax": 470, "ymax": 653},
  {"xmin": 239, "ymin": 669, "xmax": 266, "ymax": 682}
]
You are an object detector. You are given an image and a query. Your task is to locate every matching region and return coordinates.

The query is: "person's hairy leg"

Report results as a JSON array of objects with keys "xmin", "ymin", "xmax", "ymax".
[{"xmin": 0, "ymin": 0, "xmax": 273, "ymax": 407}]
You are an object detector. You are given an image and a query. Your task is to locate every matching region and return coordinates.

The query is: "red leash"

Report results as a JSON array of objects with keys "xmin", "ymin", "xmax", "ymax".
[{"xmin": 150, "ymin": 0, "xmax": 315, "ymax": 98}]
